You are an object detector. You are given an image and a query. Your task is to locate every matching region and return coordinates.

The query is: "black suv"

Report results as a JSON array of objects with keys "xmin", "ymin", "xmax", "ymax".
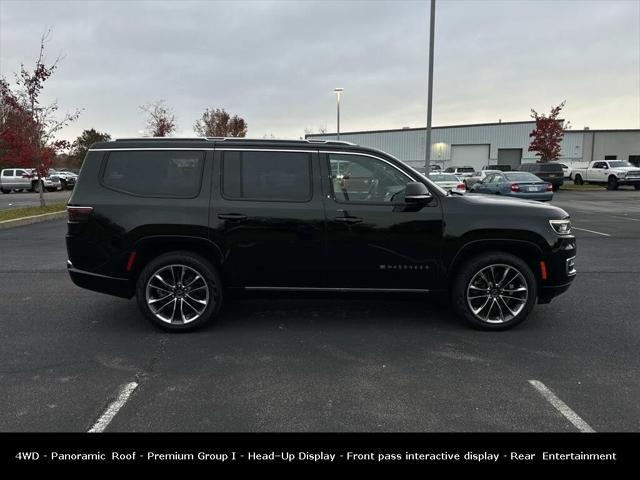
[
  {"xmin": 519, "ymin": 163, "xmax": 564, "ymax": 191},
  {"xmin": 66, "ymin": 138, "xmax": 576, "ymax": 331}
]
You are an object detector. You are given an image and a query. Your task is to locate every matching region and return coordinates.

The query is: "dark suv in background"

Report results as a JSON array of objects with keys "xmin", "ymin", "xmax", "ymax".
[
  {"xmin": 66, "ymin": 138, "xmax": 576, "ymax": 331},
  {"xmin": 519, "ymin": 163, "xmax": 564, "ymax": 191}
]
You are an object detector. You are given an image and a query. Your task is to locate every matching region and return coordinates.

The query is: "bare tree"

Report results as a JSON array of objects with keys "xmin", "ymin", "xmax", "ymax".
[
  {"xmin": 140, "ymin": 99, "xmax": 176, "ymax": 137},
  {"xmin": 193, "ymin": 108, "xmax": 247, "ymax": 137}
]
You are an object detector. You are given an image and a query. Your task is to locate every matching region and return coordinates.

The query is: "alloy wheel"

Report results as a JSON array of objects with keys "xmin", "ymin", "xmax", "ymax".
[
  {"xmin": 145, "ymin": 264, "xmax": 211, "ymax": 325},
  {"xmin": 466, "ymin": 263, "xmax": 528, "ymax": 324}
]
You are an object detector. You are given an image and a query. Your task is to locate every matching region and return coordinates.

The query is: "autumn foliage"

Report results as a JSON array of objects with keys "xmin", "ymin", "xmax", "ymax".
[
  {"xmin": 0, "ymin": 31, "xmax": 80, "ymax": 205},
  {"xmin": 528, "ymin": 101, "xmax": 567, "ymax": 163},
  {"xmin": 194, "ymin": 108, "xmax": 248, "ymax": 137}
]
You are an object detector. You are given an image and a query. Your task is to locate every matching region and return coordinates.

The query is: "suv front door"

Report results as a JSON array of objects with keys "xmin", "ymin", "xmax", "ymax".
[{"xmin": 321, "ymin": 152, "xmax": 443, "ymax": 290}]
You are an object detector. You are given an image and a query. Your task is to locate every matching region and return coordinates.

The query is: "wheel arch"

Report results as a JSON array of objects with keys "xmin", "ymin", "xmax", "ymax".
[
  {"xmin": 129, "ymin": 236, "xmax": 223, "ymax": 282},
  {"xmin": 446, "ymin": 237, "xmax": 546, "ymax": 286}
]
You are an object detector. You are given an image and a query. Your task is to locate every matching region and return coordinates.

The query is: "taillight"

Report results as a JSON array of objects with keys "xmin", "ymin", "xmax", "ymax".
[
  {"xmin": 546, "ymin": 183, "xmax": 553, "ymax": 191},
  {"xmin": 456, "ymin": 183, "xmax": 466, "ymax": 191},
  {"xmin": 67, "ymin": 206, "xmax": 93, "ymax": 222},
  {"xmin": 510, "ymin": 183, "xmax": 520, "ymax": 192}
]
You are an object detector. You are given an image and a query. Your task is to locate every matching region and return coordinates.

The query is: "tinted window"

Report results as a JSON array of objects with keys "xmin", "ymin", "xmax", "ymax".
[
  {"xmin": 458, "ymin": 167, "xmax": 475, "ymax": 173},
  {"xmin": 537, "ymin": 163, "xmax": 563, "ymax": 172},
  {"xmin": 504, "ymin": 172, "xmax": 541, "ymax": 182},
  {"xmin": 102, "ymin": 150, "xmax": 204, "ymax": 197},
  {"xmin": 2, "ymin": 170, "xmax": 13, "ymax": 176},
  {"xmin": 222, "ymin": 151, "xmax": 311, "ymax": 201},
  {"xmin": 329, "ymin": 154, "xmax": 411, "ymax": 203}
]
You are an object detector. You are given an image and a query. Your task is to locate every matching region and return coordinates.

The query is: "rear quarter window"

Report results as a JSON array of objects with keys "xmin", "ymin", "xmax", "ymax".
[{"xmin": 101, "ymin": 150, "xmax": 205, "ymax": 197}]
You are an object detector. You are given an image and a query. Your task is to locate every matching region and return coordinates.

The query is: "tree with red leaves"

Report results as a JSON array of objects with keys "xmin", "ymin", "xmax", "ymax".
[
  {"xmin": 528, "ymin": 101, "xmax": 569, "ymax": 163},
  {"xmin": 140, "ymin": 100, "xmax": 176, "ymax": 137},
  {"xmin": 0, "ymin": 30, "xmax": 81, "ymax": 206},
  {"xmin": 193, "ymin": 108, "xmax": 247, "ymax": 137}
]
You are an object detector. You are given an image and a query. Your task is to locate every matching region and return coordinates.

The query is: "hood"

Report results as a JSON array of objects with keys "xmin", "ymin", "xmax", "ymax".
[{"xmin": 456, "ymin": 193, "xmax": 569, "ymax": 219}]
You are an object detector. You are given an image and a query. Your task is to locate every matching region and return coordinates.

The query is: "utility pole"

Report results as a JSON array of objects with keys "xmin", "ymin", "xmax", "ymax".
[
  {"xmin": 424, "ymin": 0, "xmax": 436, "ymax": 173},
  {"xmin": 334, "ymin": 88, "xmax": 343, "ymax": 140}
]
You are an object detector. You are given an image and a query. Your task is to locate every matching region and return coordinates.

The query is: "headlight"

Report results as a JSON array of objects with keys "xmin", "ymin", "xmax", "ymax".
[{"xmin": 550, "ymin": 219, "xmax": 571, "ymax": 235}]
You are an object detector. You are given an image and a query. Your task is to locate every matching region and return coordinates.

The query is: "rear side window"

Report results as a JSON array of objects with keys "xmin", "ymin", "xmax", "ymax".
[
  {"xmin": 2, "ymin": 170, "xmax": 14, "ymax": 176},
  {"xmin": 222, "ymin": 150, "xmax": 312, "ymax": 202},
  {"xmin": 102, "ymin": 150, "xmax": 204, "ymax": 197}
]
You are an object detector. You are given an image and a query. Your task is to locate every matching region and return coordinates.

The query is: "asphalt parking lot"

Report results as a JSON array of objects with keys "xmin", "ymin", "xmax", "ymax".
[
  {"xmin": 0, "ymin": 187, "xmax": 638, "ymax": 432},
  {"xmin": 0, "ymin": 190, "xmax": 71, "ymax": 210}
]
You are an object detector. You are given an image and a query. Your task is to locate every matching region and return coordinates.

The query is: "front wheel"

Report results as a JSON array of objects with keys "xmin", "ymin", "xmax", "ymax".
[
  {"xmin": 606, "ymin": 176, "xmax": 618, "ymax": 190},
  {"xmin": 1, "ymin": 188, "xmax": 9, "ymax": 194},
  {"xmin": 452, "ymin": 252, "xmax": 538, "ymax": 330},
  {"xmin": 634, "ymin": 184, "xmax": 640, "ymax": 191},
  {"xmin": 136, "ymin": 251, "xmax": 222, "ymax": 332}
]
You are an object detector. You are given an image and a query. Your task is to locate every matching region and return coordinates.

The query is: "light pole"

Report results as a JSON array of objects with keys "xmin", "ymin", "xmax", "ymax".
[
  {"xmin": 424, "ymin": 0, "xmax": 436, "ymax": 173},
  {"xmin": 334, "ymin": 87, "xmax": 343, "ymax": 140}
]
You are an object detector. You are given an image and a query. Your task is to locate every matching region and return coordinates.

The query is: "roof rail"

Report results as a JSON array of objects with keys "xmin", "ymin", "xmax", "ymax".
[
  {"xmin": 305, "ymin": 139, "xmax": 357, "ymax": 146},
  {"xmin": 115, "ymin": 137, "xmax": 210, "ymax": 141},
  {"xmin": 114, "ymin": 137, "xmax": 358, "ymax": 146}
]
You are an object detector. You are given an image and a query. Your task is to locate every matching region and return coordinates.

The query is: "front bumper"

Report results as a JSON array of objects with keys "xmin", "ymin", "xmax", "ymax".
[
  {"xmin": 67, "ymin": 260, "xmax": 133, "ymax": 299},
  {"xmin": 538, "ymin": 236, "xmax": 576, "ymax": 303}
]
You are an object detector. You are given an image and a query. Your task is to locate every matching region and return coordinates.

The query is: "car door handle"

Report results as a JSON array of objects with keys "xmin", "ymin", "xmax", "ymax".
[
  {"xmin": 217, "ymin": 213, "xmax": 247, "ymax": 221},
  {"xmin": 334, "ymin": 216, "xmax": 363, "ymax": 224}
]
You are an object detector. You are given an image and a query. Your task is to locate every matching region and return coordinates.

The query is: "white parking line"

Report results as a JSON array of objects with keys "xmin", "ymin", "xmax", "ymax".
[
  {"xmin": 88, "ymin": 381, "xmax": 138, "ymax": 433},
  {"xmin": 572, "ymin": 227, "xmax": 611, "ymax": 237},
  {"xmin": 528, "ymin": 380, "xmax": 595, "ymax": 433},
  {"xmin": 609, "ymin": 215, "xmax": 640, "ymax": 222}
]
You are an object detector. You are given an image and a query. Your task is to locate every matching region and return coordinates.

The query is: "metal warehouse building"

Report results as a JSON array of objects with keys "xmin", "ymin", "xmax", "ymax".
[{"xmin": 306, "ymin": 121, "xmax": 640, "ymax": 173}]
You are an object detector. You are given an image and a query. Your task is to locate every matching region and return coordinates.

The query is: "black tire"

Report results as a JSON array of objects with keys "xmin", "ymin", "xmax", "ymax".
[
  {"xmin": 552, "ymin": 184, "xmax": 560, "ymax": 192},
  {"xmin": 46, "ymin": 187, "xmax": 57, "ymax": 192},
  {"xmin": 1, "ymin": 188, "xmax": 9, "ymax": 194},
  {"xmin": 634, "ymin": 184, "xmax": 640, "ymax": 191},
  {"xmin": 451, "ymin": 252, "xmax": 538, "ymax": 331},
  {"xmin": 32, "ymin": 181, "xmax": 43, "ymax": 193},
  {"xmin": 573, "ymin": 174, "xmax": 583, "ymax": 185},
  {"xmin": 606, "ymin": 176, "xmax": 618, "ymax": 190},
  {"xmin": 136, "ymin": 251, "xmax": 222, "ymax": 332}
]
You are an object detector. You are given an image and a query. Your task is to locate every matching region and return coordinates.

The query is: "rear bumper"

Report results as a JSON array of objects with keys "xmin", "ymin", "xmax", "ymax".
[
  {"xmin": 67, "ymin": 261, "xmax": 133, "ymax": 299},
  {"xmin": 510, "ymin": 192, "xmax": 554, "ymax": 202}
]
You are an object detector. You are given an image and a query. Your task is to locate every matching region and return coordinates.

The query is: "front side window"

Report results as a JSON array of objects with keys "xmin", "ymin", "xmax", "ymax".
[
  {"xmin": 222, "ymin": 150, "xmax": 311, "ymax": 202},
  {"xmin": 329, "ymin": 154, "xmax": 411, "ymax": 203},
  {"xmin": 102, "ymin": 150, "xmax": 204, "ymax": 197}
]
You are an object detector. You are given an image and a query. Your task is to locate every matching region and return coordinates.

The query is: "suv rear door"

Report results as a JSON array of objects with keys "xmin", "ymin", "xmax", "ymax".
[
  {"xmin": 211, "ymin": 147, "xmax": 325, "ymax": 288},
  {"xmin": 320, "ymin": 151, "xmax": 443, "ymax": 290}
]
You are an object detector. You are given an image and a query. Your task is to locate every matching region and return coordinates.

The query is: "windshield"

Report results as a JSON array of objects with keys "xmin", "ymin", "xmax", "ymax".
[
  {"xmin": 458, "ymin": 167, "xmax": 475, "ymax": 172},
  {"xmin": 429, "ymin": 174, "xmax": 459, "ymax": 182},
  {"xmin": 608, "ymin": 161, "xmax": 633, "ymax": 168},
  {"xmin": 504, "ymin": 172, "xmax": 541, "ymax": 182}
]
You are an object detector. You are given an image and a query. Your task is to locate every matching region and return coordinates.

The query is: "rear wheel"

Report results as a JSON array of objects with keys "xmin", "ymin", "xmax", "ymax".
[
  {"xmin": 452, "ymin": 252, "xmax": 537, "ymax": 330},
  {"xmin": 606, "ymin": 176, "xmax": 618, "ymax": 190},
  {"xmin": 634, "ymin": 184, "xmax": 640, "ymax": 191},
  {"xmin": 136, "ymin": 251, "xmax": 222, "ymax": 332},
  {"xmin": 573, "ymin": 174, "xmax": 583, "ymax": 185},
  {"xmin": 1, "ymin": 188, "xmax": 9, "ymax": 194}
]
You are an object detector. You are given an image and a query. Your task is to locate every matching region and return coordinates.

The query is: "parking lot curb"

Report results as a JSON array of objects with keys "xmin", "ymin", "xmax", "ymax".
[{"xmin": 0, "ymin": 210, "xmax": 66, "ymax": 230}]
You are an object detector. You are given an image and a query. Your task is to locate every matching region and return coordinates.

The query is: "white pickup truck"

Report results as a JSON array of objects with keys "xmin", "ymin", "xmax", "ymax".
[{"xmin": 572, "ymin": 160, "xmax": 640, "ymax": 190}]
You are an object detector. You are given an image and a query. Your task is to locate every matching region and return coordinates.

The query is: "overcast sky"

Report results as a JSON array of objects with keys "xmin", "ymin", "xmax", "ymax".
[{"xmin": 1, "ymin": 0, "xmax": 639, "ymax": 141}]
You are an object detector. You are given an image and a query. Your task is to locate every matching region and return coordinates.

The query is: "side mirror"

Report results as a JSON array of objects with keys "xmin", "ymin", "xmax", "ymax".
[{"xmin": 404, "ymin": 181, "xmax": 432, "ymax": 204}]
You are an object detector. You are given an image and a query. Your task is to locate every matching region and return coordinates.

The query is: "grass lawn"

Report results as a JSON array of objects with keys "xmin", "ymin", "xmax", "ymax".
[{"xmin": 0, "ymin": 202, "xmax": 67, "ymax": 222}]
